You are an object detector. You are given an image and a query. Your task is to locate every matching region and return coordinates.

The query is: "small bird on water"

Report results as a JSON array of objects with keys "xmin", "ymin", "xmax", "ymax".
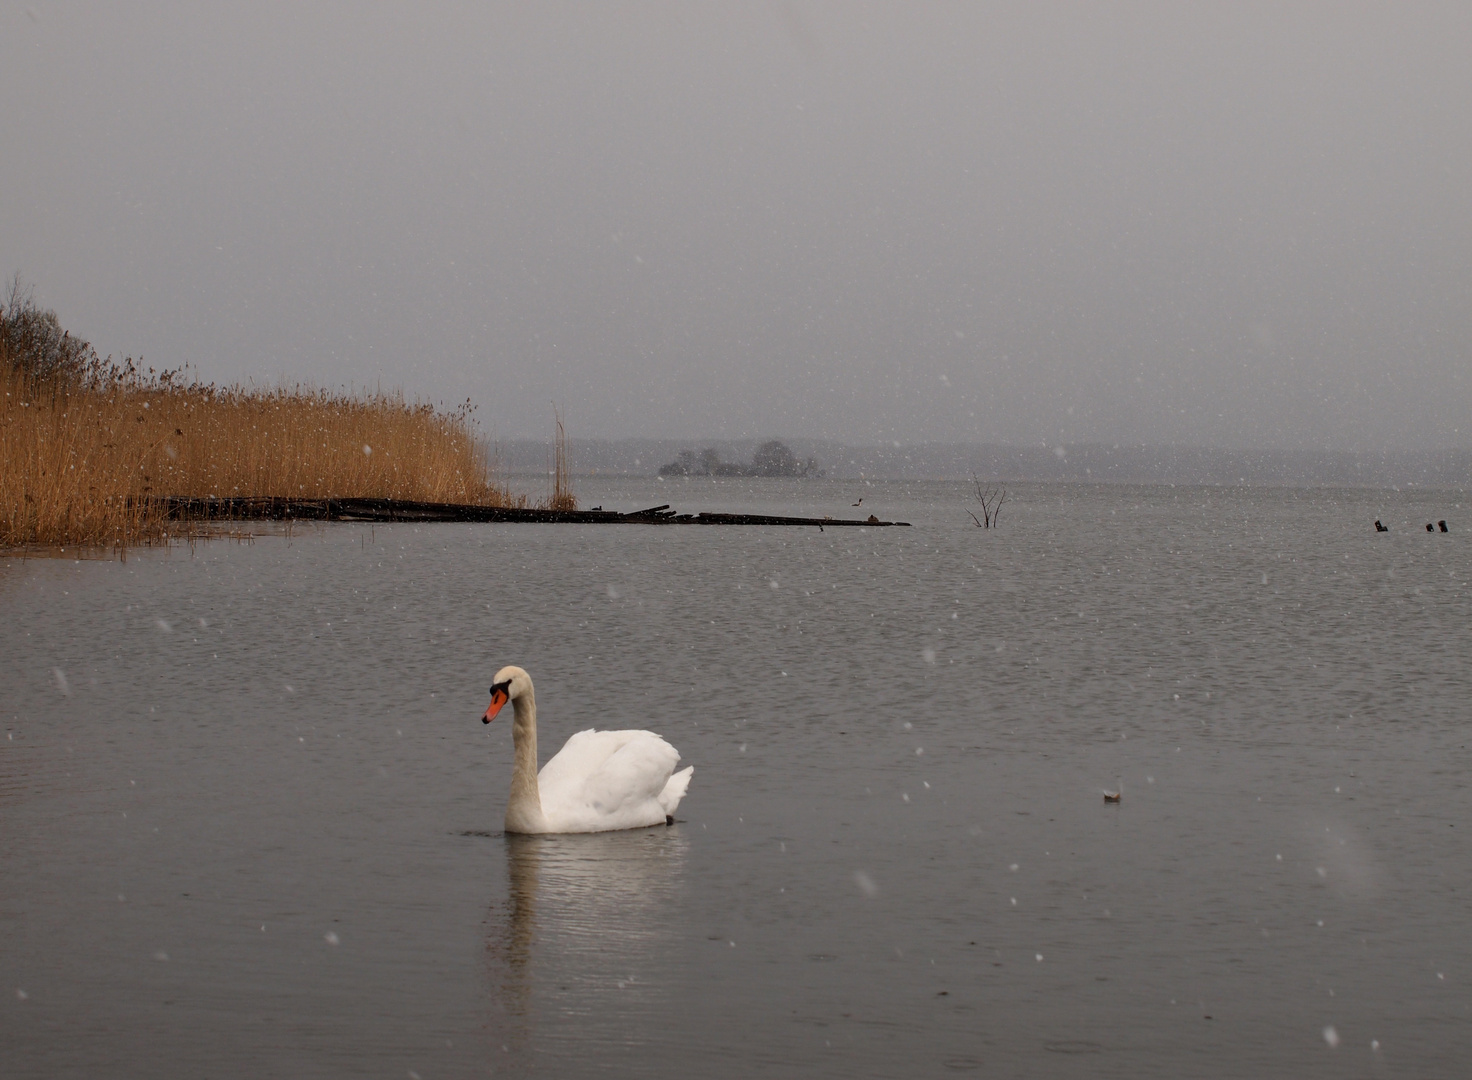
[
  {"xmin": 1102, "ymin": 790, "xmax": 1122, "ymax": 803},
  {"xmin": 852, "ymin": 497, "xmax": 863, "ymax": 507}
]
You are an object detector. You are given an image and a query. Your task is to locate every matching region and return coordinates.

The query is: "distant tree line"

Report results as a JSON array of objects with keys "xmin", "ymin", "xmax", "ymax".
[{"xmin": 659, "ymin": 440, "xmax": 820, "ymax": 478}]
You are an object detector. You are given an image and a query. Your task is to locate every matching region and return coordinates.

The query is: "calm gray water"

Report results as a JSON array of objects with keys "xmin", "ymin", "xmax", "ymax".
[{"xmin": 3, "ymin": 479, "xmax": 1471, "ymax": 1078}]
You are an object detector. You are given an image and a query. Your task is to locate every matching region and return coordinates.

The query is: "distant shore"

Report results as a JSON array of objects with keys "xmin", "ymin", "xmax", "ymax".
[{"xmin": 493, "ymin": 437, "xmax": 1472, "ymax": 490}]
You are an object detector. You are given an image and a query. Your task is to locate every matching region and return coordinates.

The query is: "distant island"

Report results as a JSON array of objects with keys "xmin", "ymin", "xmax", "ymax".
[
  {"xmin": 658, "ymin": 440, "xmax": 820, "ymax": 478},
  {"xmin": 490, "ymin": 436, "xmax": 1472, "ymax": 489}
]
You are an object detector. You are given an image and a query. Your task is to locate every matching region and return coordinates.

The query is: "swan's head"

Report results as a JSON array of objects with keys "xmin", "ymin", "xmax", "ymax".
[{"xmin": 483, "ymin": 665, "xmax": 531, "ymax": 724}]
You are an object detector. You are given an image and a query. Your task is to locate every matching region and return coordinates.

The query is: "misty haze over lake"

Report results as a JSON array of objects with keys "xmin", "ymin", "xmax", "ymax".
[
  {"xmin": 3, "ymin": 4, "xmax": 1471, "ymax": 454},
  {"xmin": 500, "ymin": 437, "xmax": 1472, "ymax": 490}
]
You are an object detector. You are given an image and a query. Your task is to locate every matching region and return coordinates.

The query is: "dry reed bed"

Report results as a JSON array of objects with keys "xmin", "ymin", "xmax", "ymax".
[{"xmin": 1, "ymin": 367, "xmax": 516, "ymax": 549}]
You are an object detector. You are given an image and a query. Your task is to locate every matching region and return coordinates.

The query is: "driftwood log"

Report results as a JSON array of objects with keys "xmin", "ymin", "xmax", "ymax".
[{"xmin": 159, "ymin": 497, "xmax": 910, "ymax": 528}]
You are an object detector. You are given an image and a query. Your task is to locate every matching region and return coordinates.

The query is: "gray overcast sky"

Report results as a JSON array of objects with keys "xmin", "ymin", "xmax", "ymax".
[{"xmin": 3, "ymin": 2, "xmax": 1469, "ymax": 450}]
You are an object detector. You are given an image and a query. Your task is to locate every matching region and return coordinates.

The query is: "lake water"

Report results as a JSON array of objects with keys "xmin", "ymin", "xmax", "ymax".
[{"xmin": 3, "ymin": 478, "xmax": 1471, "ymax": 1078}]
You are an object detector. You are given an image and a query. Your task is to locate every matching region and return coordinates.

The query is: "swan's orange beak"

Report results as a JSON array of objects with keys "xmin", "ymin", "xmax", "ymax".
[{"xmin": 483, "ymin": 687, "xmax": 509, "ymax": 724}]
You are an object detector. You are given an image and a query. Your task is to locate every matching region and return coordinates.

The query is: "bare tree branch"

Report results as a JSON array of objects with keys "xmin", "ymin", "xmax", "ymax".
[{"xmin": 968, "ymin": 474, "xmax": 1007, "ymax": 528}]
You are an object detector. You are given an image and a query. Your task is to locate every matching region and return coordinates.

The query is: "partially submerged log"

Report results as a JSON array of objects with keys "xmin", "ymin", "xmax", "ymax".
[{"xmin": 158, "ymin": 496, "xmax": 911, "ymax": 528}]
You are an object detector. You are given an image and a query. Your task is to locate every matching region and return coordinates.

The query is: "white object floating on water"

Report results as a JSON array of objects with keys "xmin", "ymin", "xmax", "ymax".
[
  {"xmin": 51, "ymin": 668, "xmax": 70, "ymax": 696},
  {"xmin": 484, "ymin": 665, "xmax": 692, "ymax": 834},
  {"xmin": 324, "ymin": 932, "xmax": 340, "ymax": 946},
  {"xmin": 1035, "ymin": 953, "xmax": 1044, "ymax": 962},
  {"xmin": 853, "ymin": 871, "xmax": 878, "ymax": 897},
  {"xmin": 1322, "ymin": 1026, "xmax": 1340, "ymax": 1048},
  {"xmin": 1371, "ymin": 1040, "xmax": 1380, "ymax": 1051},
  {"xmin": 1009, "ymin": 864, "xmax": 1019, "ymax": 872}
]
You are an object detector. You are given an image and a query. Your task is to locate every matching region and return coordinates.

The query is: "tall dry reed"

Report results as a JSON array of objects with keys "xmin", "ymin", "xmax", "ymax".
[
  {"xmin": 1, "ymin": 365, "xmax": 516, "ymax": 549},
  {"xmin": 549, "ymin": 405, "xmax": 576, "ymax": 511}
]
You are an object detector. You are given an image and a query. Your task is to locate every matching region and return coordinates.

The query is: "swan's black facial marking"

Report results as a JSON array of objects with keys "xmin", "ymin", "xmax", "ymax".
[{"xmin": 489, "ymin": 680, "xmax": 511, "ymax": 697}]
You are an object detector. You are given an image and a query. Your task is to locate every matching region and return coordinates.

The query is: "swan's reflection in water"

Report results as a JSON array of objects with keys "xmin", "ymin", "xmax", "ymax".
[{"xmin": 486, "ymin": 828, "xmax": 689, "ymax": 1074}]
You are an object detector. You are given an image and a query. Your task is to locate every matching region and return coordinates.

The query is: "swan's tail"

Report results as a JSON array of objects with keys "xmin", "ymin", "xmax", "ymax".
[{"xmin": 658, "ymin": 765, "xmax": 694, "ymax": 814}]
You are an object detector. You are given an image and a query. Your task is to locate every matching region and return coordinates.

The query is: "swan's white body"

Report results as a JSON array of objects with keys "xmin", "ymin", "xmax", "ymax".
[{"xmin": 483, "ymin": 666, "xmax": 693, "ymax": 834}]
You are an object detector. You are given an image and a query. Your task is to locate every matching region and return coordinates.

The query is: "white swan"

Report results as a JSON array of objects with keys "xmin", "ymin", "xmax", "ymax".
[{"xmin": 481, "ymin": 665, "xmax": 694, "ymax": 834}]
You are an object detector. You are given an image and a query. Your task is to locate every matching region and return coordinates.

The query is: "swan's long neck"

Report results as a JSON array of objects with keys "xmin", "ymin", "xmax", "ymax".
[{"xmin": 505, "ymin": 687, "xmax": 547, "ymax": 833}]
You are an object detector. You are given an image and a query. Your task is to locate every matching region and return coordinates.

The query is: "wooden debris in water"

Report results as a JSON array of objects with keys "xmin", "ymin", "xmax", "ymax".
[{"xmin": 159, "ymin": 496, "xmax": 912, "ymax": 527}]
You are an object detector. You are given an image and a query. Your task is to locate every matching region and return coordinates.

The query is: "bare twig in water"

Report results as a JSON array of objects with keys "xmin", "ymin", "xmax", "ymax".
[{"xmin": 968, "ymin": 476, "xmax": 1007, "ymax": 528}]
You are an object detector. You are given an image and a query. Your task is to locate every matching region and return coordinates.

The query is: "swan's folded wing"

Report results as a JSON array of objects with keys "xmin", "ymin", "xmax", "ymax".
[
  {"xmin": 539, "ymin": 729, "xmax": 681, "ymax": 830},
  {"xmin": 537, "ymin": 729, "xmax": 636, "ymax": 799},
  {"xmin": 581, "ymin": 734, "xmax": 681, "ymax": 813}
]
